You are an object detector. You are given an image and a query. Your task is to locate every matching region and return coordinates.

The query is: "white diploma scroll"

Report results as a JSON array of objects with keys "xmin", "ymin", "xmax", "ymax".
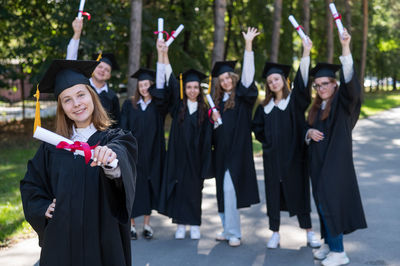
[
  {"xmin": 206, "ymin": 94, "xmax": 223, "ymax": 125},
  {"xmin": 288, "ymin": 15, "xmax": 308, "ymax": 42},
  {"xmin": 329, "ymin": 3, "xmax": 345, "ymax": 37},
  {"xmin": 77, "ymin": 0, "xmax": 86, "ymax": 18},
  {"xmin": 158, "ymin": 18, "xmax": 164, "ymax": 40},
  {"xmin": 166, "ymin": 24, "xmax": 184, "ymax": 47},
  {"xmin": 33, "ymin": 126, "xmax": 118, "ymax": 168}
]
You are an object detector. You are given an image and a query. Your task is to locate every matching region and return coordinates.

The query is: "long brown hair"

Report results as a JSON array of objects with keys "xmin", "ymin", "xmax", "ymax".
[
  {"xmin": 213, "ymin": 72, "xmax": 239, "ymax": 111},
  {"xmin": 307, "ymin": 77, "xmax": 339, "ymax": 125},
  {"xmin": 56, "ymin": 85, "xmax": 112, "ymax": 138},
  {"xmin": 179, "ymin": 82, "xmax": 207, "ymax": 126},
  {"xmin": 262, "ymin": 74, "xmax": 291, "ymax": 106},
  {"xmin": 131, "ymin": 80, "xmax": 155, "ymax": 108}
]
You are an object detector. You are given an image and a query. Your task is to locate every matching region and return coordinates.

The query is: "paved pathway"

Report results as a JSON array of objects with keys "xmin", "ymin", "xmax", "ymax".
[{"xmin": 1, "ymin": 107, "xmax": 400, "ymax": 266}]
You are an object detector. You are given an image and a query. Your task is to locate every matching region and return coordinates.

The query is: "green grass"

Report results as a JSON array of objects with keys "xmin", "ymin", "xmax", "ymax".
[
  {"xmin": 360, "ymin": 92, "xmax": 400, "ymax": 118},
  {"xmin": 0, "ymin": 143, "xmax": 38, "ymax": 246}
]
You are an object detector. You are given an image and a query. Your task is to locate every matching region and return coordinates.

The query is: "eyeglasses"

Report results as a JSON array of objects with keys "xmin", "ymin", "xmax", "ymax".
[{"xmin": 312, "ymin": 82, "xmax": 331, "ymax": 90}]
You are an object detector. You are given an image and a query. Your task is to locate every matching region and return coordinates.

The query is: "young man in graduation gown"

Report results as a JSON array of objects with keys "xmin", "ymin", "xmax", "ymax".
[
  {"xmin": 66, "ymin": 17, "xmax": 121, "ymax": 127},
  {"xmin": 306, "ymin": 29, "xmax": 367, "ymax": 266},
  {"xmin": 20, "ymin": 59, "xmax": 137, "ymax": 266}
]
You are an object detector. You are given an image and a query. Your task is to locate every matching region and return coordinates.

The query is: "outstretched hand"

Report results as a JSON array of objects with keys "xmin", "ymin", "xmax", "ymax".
[
  {"xmin": 242, "ymin": 27, "xmax": 260, "ymax": 42},
  {"xmin": 339, "ymin": 28, "xmax": 351, "ymax": 56},
  {"xmin": 302, "ymin": 37, "xmax": 313, "ymax": 57},
  {"xmin": 72, "ymin": 17, "xmax": 83, "ymax": 40}
]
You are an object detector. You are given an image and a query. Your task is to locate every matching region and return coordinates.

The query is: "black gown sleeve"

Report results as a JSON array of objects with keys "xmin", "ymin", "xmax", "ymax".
[
  {"xmin": 166, "ymin": 74, "xmax": 181, "ymax": 117},
  {"xmin": 292, "ymin": 68, "xmax": 312, "ymax": 113},
  {"xmin": 102, "ymin": 130, "xmax": 137, "ymax": 223},
  {"xmin": 119, "ymin": 99, "xmax": 130, "ymax": 130},
  {"xmin": 111, "ymin": 95, "xmax": 121, "ymax": 127},
  {"xmin": 149, "ymin": 84, "xmax": 169, "ymax": 116},
  {"xmin": 200, "ymin": 120, "xmax": 214, "ymax": 179},
  {"xmin": 20, "ymin": 144, "xmax": 55, "ymax": 246},
  {"xmin": 339, "ymin": 68, "xmax": 362, "ymax": 128},
  {"xmin": 235, "ymin": 80, "xmax": 259, "ymax": 107},
  {"xmin": 252, "ymin": 105, "xmax": 266, "ymax": 143}
]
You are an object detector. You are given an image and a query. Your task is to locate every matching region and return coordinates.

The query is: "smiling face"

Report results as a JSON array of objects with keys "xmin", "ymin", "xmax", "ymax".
[
  {"xmin": 218, "ymin": 72, "xmax": 234, "ymax": 92},
  {"xmin": 314, "ymin": 77, "xmax": 337, "ymax": 100},
  {"xmin": 92, "ymin": 62, "xmax": 111, "ymax": 83},
  {"xmin": 59, "ymin": 84, "xmax": 94, "ymax": 128},
  {"xmin": 185, "ymin": 81, "xmax": 200, "ymax": 102},
  {"xmin": 138, "ymin": 80, "xmax": 152, "ymax": 100},
  {"xmin": 266, "ymin": 73, "xmax": 284, "ymax": 94}
]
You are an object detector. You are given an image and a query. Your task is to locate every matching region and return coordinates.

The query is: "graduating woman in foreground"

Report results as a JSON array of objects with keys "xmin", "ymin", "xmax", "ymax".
[
  {"xmin": 211, "ymin": 27, "xmax": 260, "ymax": 247},
  {"xmin": 306, "ymin": 29, "xmax": 367, "ymax": 266},
  {"xmin": 20, "ymin": 60, "xmax": 137, "ymax": 266},
  {"xmin": 252, "ymin": 38, "xmax": 321, "ymax": 249}
]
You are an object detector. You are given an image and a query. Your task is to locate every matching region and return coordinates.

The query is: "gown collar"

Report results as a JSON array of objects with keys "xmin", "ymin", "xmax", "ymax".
[
  {"xmin": 187, "ymin": 99, "xmax": 198, "ymax": 115},
  {"xmin": 138, "ymin": 97, "xmax": 152, "ymax": 111},
  {"xmin": 263, "ymin": 93, "xmax": 291, "ymax": 114},
  {"xmin": 72, "ymin": 123, "xmax": 97, "ymax": 142},
  {"xmin": 89, "ymin": 78, "xmax": 108, "ymax": 94}
]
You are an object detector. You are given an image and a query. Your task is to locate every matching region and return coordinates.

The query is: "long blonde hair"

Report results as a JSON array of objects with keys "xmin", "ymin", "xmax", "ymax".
[
  {"xmin": 213, "ymin": 72, "xmax": 239, "ymax": 111},
  {"xmin": 56, "ymin": 85, "xmax": 112, "ymax": 138}
]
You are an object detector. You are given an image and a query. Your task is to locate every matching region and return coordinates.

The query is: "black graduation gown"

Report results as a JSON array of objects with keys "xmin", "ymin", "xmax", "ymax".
[
  {"xmin": 159, "ymin": 76, "xmax": 213, "ymax": 225},
  {"xmin": 120, "ymin": 86, "xmax": 167, "ymax": 216},
  {"xmin": 97, "ymin": 88, "xmax": 121, "ymax": 128},
  {"xmin": 213, "ymin": 81, "xmax": 260, "ymax": 212},
  {"xmin": 252, "ymin": 70, "xmax": 311, "ymax": 219},
  {"xmin": 308, "ymin": 69, "xmax": 367, "ymax": 237},
  {"xmin": 20, "ymin": 129, "xmax": 137, "ymax": 266}
]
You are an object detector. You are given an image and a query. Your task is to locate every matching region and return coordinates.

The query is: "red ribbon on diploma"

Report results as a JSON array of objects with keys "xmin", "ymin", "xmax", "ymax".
[
  {"xmin": 56, "ymin": 141, "xmax": 98, "ymax": 164},
  {"xmin": 207, "ymin": 107, "xmax": 219, "ymax": 124},
  {"xmin": 79, "ymin": 11, "xmax": 91, "ymax": 20},
  {"xmin": 153, "ymin": 31, "xmax": 176, "ymax": 40},
  {"xmin": 296, "ymin": 25, "xmax": 304, "ymax": 31},
  {"xmin": 333, "ymin": 14, "xmax": 342, "ymax": 21}
]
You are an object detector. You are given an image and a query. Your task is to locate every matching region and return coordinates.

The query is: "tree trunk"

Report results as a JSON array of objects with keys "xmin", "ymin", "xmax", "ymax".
[
  {"xmin": 212, "ymin": 0, "xmax": 226, "ymax": 67},
  {"xmin": 302, "ymin": 0, "xmax": 310, "ymax": 35},
  {"xmin": 20, "ymin": 65, "xmax": 25, "ymax": 120},
  {"xmin": 359, "ymin": 0, "xmax": 368, "ymax": 92},
  {"xmin": 326, "ymin": 0, "xmax": 334, "ymax": 63},
  {"xmin": 224, "ymin": 1, "xmax": 234, "ymax": 60},
  {"xmin": 344, "ymin": 0, "xmax": 352, "ymax": 34},
  {"xmin": 270, "ymin": 0, "xmax": 283, "ymax": 63},
  {"xmin": 127, "ymin": 0, "xmax": 143, "ymax": 97},
  {"xmin": 393, "ymin": 76, "xmax": 397, "ymax": 91}
]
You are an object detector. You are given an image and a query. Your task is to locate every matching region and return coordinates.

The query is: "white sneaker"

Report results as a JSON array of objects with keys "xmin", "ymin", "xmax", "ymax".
[
  {"xmin": 307, "ymin": 231, "xmax": 321, "ymax": 248},
  {"xmin": 228, "ymin": 237, "xmax": 241, "ymax": 247},
  {"xmin": 190, "ymin": 226, "xmax": 201, "ymax": 239},
  {"xmin": 215, "ymin": 232, "xmax": 227, "ymax": 241},
  {"xmin": 313, "ymin": 243, "xmax": 330, "ymax": 260},
  {"xmin": 175, "ymin": 224, "xmax": 186, "ymax": 239},
  {"xmin": 267, "ymin": 232, "xmax": 280, "ymax": 249},
  {"xmin": 321, "ymin": 251, "xmax": 350, "ymax": 266}
]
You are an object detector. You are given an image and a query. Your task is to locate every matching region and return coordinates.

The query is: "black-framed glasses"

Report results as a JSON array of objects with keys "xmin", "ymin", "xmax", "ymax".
[{"xmin": 312, "ymin": 82, "xmax": 331, "ymax": 90}]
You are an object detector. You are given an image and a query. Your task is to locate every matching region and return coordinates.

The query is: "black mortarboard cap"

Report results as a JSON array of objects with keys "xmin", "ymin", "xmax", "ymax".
[
  {"xmin": 131, "ymin": 68, "xmax": 156, "ymax": 81},
  {"xmin": 310, "ymin": 63, "xmax": 341, "ymax": 78},
  {"xmin": 92, "ymin": 53, "xmax": 119, "ymax": 70},
  {"xmin": 182, "ymin": 69, "xmax": 207, "ymax": 84},
  {"xmin": 262, "ymin": 62, "xmax": 291, "ymax": 79},
  {"xmin": 211, "ymin": 61, "xmax": 237, "ymax": 77},
  {"xmin": 39, "ymin": 59, "xmax": 99, "ymax": 98}
]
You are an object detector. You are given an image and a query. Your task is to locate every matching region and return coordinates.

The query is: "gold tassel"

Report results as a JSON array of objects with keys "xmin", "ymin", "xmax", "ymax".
[
  {"xmin": 33, "ymin": 85, "xmax": 41, "ymax": 134},
  {"xmin": 179, "ymin": 73, "xmax": 183, "ymax": 100},
  {"xmin": 207, "ymin": 75, "xmax": 212, "ymax": 95},
  {"xmin": 287, "ymin": 78, "xmax": 291, "ymax": 89},
  {"xmin": 96, "ymin": 52, "xmax": 102, "ymax": 61}
]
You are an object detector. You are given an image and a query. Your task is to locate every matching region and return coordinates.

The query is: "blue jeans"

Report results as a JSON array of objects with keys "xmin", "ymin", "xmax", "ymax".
[
  {"xmin": 319, "ymin": 205, "xmax": 344, "ymax": 252},
  {"xmin": 218, "ymin": 170, "xmax": 241, "ymax": 239}
]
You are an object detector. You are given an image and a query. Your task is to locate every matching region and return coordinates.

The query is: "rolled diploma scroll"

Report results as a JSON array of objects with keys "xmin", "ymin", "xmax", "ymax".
[
  {"xmin": 288, "ymin": 15, "xmax": 308, "ymax": 42},
  {"xmin": 33, "ymin": 126, "xmax": 118, "ymax": 168},
  {"xmin": 166, "ymin": 24, "xmax": 184, "ymax": 47},
  {"xmin": 206, "ymin": 94, "xmax": 223, "ymax": 125},
  {"xmin": 158, "ymin": 18, "xmax": 164, "ymax": 40},
  {"xmin": 329, "ymin": 3, "xmax": 345, "ymax": 36},
  {"xmin": 77, "ymin": 0, "xmax": 86, "ymax": 18}
]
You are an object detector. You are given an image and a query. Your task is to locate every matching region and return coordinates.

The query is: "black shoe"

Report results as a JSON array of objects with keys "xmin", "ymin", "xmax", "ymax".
[
  {"xmin": 131, "ymin": 228, "xmax": 137, "ymax": 240},
  {"xmin": 143, "ymin": 229, "xmax": 153, "ymax": 239}
]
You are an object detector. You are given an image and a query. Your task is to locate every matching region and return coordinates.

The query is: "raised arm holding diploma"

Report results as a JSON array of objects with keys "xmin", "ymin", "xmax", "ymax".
[
  {"xmin": 206, "ymin": 94, "xmax": 223, "ymax": 125},
  {"xmin": 329, "ymin": 3, "xmax": 345, "ymax": 37}
]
